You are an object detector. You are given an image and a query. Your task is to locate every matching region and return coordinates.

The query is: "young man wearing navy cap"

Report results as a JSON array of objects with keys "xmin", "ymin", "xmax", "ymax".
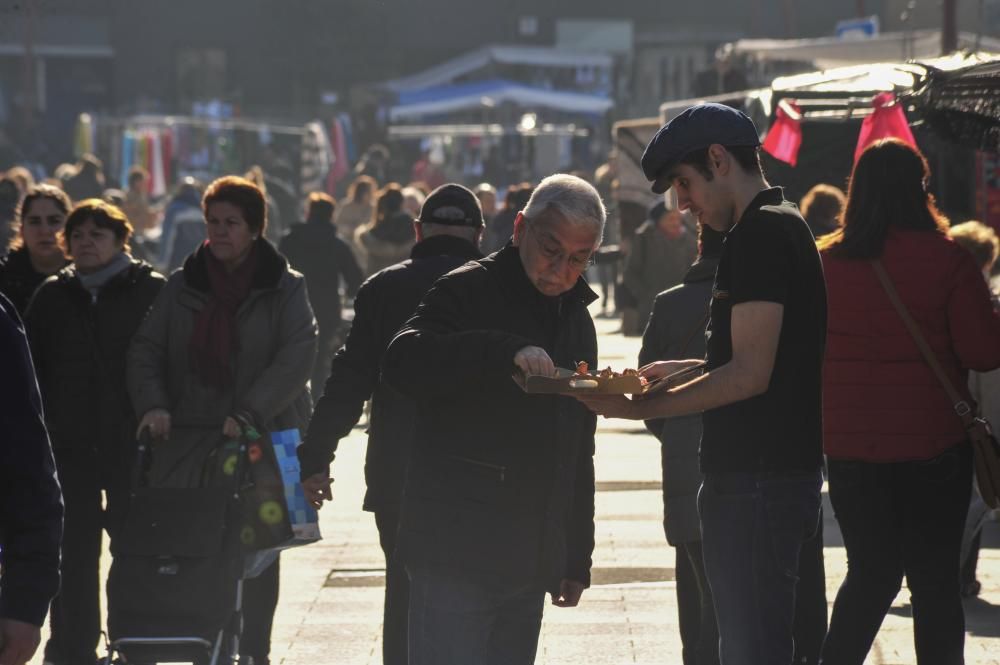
[
  {"xmin": 578, "ymin": 103, "xmax": 828, "ymax": 665},
  {"xmin": 298, "ymin": 183, "xmax": 485, "ymax": 665}
]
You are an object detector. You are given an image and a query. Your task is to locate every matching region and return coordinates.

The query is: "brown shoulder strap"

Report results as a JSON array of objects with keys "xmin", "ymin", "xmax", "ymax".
[{"xmin": 871, "ymin": 260, "xmax": 976, "ymax": 427}]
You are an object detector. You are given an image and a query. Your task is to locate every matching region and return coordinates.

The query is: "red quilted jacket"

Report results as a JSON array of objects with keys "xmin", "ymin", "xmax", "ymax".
[{"xmin": 822, "ymin": 228, "xmax": 1000, "ymax": 462}]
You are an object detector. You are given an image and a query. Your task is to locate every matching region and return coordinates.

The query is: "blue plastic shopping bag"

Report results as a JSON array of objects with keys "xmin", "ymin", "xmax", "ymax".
[
  {"xmin": 270, "ymin": 428, "xmax": 322, "ymax": 543},
  {"xmin": 244, "ymin": 428, "xmax": 321, "ymax": 577}
]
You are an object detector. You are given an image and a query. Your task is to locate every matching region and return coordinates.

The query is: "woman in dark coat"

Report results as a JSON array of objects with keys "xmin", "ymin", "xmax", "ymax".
[
  {"xmin": 128, "ymin": 175, "xmax": 317, "ymax": 665},
  {"xmin": 355, "ymin": 184, "xmax": 416, "ymax": 276},
  {"xmin": 25, "ymin": 199, "xmax": 165, "ymax": 665},
  {"xmin": 0, "ymin": 184, "xmax": 71, "ymax": 314},
  {"xmin": 819, "ymin": 140, "xmax": 1000, "ymax": 664}
]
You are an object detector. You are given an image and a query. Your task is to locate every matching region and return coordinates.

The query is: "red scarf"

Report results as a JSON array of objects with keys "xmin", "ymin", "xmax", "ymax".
[{"xmin": 189, "ymin": 241, "xmax": 258, "ymax": 389}]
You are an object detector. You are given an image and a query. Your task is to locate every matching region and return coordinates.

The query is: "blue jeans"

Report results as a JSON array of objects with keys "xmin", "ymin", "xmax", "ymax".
[
  {"xmin": 699, "ymin": 470, "xmax": 823, "ymax": 665},
  {"xmin": 406, "ymin": 564, "xmax": 545, "ymax": 665}
]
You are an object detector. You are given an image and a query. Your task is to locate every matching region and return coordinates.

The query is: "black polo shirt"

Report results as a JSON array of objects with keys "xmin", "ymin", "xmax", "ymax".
[{"xmin": 701, "ymin": 187, "xmax": 827, "ymax": 473}]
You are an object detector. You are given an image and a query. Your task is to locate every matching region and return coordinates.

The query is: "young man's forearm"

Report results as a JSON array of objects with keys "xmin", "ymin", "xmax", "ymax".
[{"xmin": 637, "ymin": 360, "xmax": 768, "ymax": 419}]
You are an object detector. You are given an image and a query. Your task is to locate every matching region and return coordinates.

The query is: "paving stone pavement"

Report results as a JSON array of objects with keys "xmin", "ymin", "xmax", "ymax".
[{"xmin": 31, "ymin": 318, "xmax": 999, "ymax": 664}]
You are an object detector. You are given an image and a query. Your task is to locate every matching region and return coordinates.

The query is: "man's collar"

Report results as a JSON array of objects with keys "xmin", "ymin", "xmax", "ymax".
[
  {"xmin": 410, "ymin": 234, "xmax": 483, "ymax": 262},
  {"xmin": 731, "ymin": 187, "xmax": 785, "ymax": 232}
]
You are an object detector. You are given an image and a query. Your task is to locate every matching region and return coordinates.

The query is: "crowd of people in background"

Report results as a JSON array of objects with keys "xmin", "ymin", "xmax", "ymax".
[{"xmin": 1, "ymin": 111, "xmax": 999, "ymax": 665}]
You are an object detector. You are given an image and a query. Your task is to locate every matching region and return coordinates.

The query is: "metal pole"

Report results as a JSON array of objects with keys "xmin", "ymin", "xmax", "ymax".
[
  {"xmin": 20, "ymin": 0, "xmax": 38, "ymax": 127},
  {"xmin": 942, "ymin": 0, "xmax": 958, "ymax": 54}
]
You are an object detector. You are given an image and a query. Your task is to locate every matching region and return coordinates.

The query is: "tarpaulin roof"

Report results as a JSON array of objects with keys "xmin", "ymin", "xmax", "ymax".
[
  {"xmin": 383, "ymin": 46, "xmax": 613, "ymax": 93},
  {"xmin": 729, "ymin": 30, "xmax": 1000, "ymax": 70},
  {"xmin": 389, "ymin": 79, "xmax": 613, "ymax": 121}
]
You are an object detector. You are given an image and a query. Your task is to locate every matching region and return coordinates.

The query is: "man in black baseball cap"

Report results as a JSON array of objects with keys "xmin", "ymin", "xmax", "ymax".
[
  {"xmin": 298, "ymin": 182, "xmax": 485, "ymax": 665},
  {"xmin": 578, "ymin": 104, "xmax": 829, "ymax": 665}
]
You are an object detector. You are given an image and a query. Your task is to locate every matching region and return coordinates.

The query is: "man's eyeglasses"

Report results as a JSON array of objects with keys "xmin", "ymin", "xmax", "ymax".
[{"xmin": 527, "ymin": 224, "xmax": 595, "ymax": 272}]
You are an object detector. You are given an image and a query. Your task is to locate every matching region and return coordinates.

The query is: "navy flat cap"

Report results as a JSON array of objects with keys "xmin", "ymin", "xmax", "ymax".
[{"xmin": 641, "ymin": 103, "xmax": 761, "ymax": 194}]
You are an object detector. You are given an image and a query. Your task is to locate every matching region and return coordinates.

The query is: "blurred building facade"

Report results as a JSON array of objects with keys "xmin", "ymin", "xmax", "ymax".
[{"xmin": 1, "ymin": 0, "xmax": 994, "ymax": 168}]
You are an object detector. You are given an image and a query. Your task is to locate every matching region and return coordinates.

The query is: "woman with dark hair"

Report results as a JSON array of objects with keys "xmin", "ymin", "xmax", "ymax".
[
  {"xmin": 128, "ymin": 175, "xmax": 317, "ymax": 665},
  {"xmin": 24, "ymin": 199, "xmax": 165, "ymax": 665},
  {"xmin": 819, "ymin": 139, "xmax": 1000, "ymax": 664},
  {"xmin": 0, "ymin": 176, "xmax": 19, "ymax": 255},
  {"xmin": 0, "ymin": 184, "xmax": 72, "ymax": 314},
  {"xmin": 354, "ymin": 183, "xmax": 415, "ymax": 276}
]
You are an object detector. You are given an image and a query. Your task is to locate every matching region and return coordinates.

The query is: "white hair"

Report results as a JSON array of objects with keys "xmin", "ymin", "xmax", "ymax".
[{"xmin": 522, "ymin": 173, "xmax": 606, "ymax": 242}]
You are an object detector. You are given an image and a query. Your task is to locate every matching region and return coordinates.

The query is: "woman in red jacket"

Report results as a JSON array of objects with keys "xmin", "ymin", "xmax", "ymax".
[{"xmin": 818, "ymin": 139, "xmax": 1000, "ymax": 665}]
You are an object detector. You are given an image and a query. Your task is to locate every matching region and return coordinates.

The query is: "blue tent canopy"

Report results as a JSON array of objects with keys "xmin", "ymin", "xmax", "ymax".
[{"xmin": 390, "ymin": 79, "xmax": 613, "ymax": 121}]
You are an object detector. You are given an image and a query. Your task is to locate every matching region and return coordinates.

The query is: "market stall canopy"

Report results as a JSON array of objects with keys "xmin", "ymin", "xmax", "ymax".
[
  {"xmin": 654, "ymin": 53, "xmax": 997, "ymax": 127},
  {"xmin": 910, "ymin": 58, "xmax": 1000, "ymax": 152},
  {"xmin": 383, "ymin": 45, "xmax": 613, "ymax": 93},
  {"xmin": 389, "ymin": 79, "xmax": 614, "ymax": 121},
  {"xmin": 728, "ymin": 30, "xmax": 1000, "ymax": 70}
]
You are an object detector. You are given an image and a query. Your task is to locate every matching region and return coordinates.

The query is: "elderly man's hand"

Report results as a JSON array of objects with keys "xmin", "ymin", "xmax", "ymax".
[
  {"xmin": 0, "ymin": 618, "xmax": 41, "ymax": 665},
  {"xmin": 514, "ymin": 345, "xmax": 556, "ymax": 377},
  {"xmin": 551, "ymin": 579, "xmax": 586, "ymax": 608},
  {"xmin": 303, "ymin": 473, "xmax": 333, "ymax": 510},
  {"xmin": 575, "ymin": 393, "xmax": 643, "ymax": 420}
]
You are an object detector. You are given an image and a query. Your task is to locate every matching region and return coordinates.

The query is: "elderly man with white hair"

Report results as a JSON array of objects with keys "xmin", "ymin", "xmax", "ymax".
[{"xmin": 383, "ymin": 173, "xmax": 605, "ymax": 665}]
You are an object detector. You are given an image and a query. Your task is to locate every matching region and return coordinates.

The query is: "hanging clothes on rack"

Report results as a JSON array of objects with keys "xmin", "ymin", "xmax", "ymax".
[
  {"xmin": 149, "ymin": 130, "xmax": 167, "ymax": 197},
  {"xmin": 120, "ymin": 130, "xmax": 136, "ymax": 189},
  {"xmin": 338, "ymin": 113, "xmax": 357, "ymax": 165},
  {"xmin": 161, "ymin": 127, "xmax": 174, "ymax": 192},
  {"xmin": 326, "ymin": 118, "xmax": 349, "ymax": 193},
  {"xmin": 301, "ymin": 121, "xmax": 332, "ymax": 195},
  {"xmin": 74, "ymin": 115, "xmax": 95, "ymax": 159}
]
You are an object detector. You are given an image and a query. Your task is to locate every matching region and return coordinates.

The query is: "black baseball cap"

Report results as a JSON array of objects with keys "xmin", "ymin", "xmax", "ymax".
[
  {"xmin": 641, "ymin": 103, "xmax": 761, "ymax": 194},
  {"xmin": 417, "ymin": 183, "xmax": 484, "ymax": 227}
]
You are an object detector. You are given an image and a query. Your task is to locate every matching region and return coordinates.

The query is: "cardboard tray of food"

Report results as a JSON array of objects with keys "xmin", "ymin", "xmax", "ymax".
[{"xmin": 514, "ymin": 361, "xmax": 706, "ymax": 396}]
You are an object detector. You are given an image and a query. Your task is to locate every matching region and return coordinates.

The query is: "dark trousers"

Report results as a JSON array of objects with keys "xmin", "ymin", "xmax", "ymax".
[
  {"xmin": 44, "ymin": 461, "xmax": 103, "ymax": 665},
  {"xmin": 675, "ymin": 540, "xmax": 720, "ymax": 665},
  {"xmin": 310, "ymin": 322, "xmax": 343, "ymax": 400},
  {"xmin": 794, "ymin": 513, "xmax": 828, "ymax": 665},
  {"xmin": 821, "ymin": 443, "xmax": 972, "ymax": 665},
  {"xmin": 241, "ymin": 557, "xmax": 280, "ymax": 664},
  {"xmin": 699, "ymin": 470, "xmax": 823, "ymax": 665},
  {"xmin": 375, "ymin": 509, "xmax": 408, "ymax": 665},
  {"xmin": 406, "ymin": 564, "xmax": 545, "ymax": 665}
]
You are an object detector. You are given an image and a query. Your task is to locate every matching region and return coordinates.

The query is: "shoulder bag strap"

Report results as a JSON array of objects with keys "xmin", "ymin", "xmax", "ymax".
[{"xmin": 871, "ymin": 260, "xmax": 977, "ymax": 428}]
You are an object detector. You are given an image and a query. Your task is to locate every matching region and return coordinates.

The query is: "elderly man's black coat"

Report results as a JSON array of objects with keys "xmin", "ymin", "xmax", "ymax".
[{"xmin": 383, "ymin": 245, "xmax": 598, "ymax": 593}]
